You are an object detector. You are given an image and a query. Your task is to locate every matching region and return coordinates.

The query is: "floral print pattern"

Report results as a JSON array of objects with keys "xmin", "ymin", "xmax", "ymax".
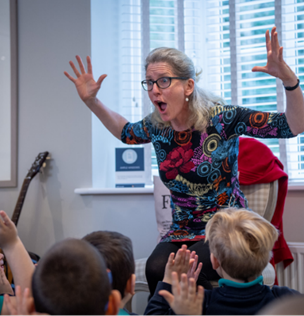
[
  {"xmin": 160, "ymin": 143, "xmax": 195, "ymax": 180},
  {"xmin": 121, "ymin": 105, "xmax": 295, "ymax": 242}
]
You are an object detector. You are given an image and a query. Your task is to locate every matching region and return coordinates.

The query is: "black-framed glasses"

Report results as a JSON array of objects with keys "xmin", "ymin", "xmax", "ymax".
[{"xmin": 141, "ymin": 76, "xmax": 189, "ymax": 91}]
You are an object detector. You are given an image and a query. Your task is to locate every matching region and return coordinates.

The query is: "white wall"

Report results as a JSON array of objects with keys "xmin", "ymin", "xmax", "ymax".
[
  {"xmin": 0, "ymin": 0, "xmax": 303, "ymax": 264},
  {"xmin": 0, "ymin": 0, "xmax": 158, "ymax": 260},
  {"xmin": 284, "ymin": 191, "xmax": 304, "ymax": 242}
]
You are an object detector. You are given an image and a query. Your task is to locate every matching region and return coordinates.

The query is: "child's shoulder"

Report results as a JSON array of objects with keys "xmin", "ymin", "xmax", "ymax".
[
  {"xmin": 205, "ymin": 284, "xmax": 299, "ymax": 298},
  {"xmin": 271, "ymin": 285, "xmax": 300, "ymax": 297}
]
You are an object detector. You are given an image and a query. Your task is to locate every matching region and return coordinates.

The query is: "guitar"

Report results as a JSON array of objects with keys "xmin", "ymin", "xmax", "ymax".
[{"xmin": 2, "ymin": 151, "xmax": 50, "ymax": 283}]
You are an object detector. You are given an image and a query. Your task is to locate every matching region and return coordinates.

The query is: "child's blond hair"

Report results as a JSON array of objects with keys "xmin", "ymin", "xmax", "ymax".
[{"xmin": 205, "ymin": 208, "xmax": 279, "ymax": 280}]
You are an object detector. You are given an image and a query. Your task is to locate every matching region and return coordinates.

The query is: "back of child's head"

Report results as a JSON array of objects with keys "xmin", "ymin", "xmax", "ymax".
[
  {"xmin": 82, "ymin": 231, "xmax": 135, "ymax": 299},
  {"xmin": 32, "ymin": 238, "xmax": 111, "ymax": 315},
  {"xmin": 205, "ymin": 208, "xmax": 278, "ymax": 280}
]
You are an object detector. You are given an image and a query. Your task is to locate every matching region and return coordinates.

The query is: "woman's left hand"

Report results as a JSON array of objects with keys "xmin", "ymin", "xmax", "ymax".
[{"xmin": 252, "ymin": 26, "xmax": 298, "ymax": 86}]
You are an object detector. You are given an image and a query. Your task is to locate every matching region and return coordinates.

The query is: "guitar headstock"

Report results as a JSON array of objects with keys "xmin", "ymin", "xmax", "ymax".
[{"xmin": 26, "ymin": 151, "xmax": 50, "ymax": 180}]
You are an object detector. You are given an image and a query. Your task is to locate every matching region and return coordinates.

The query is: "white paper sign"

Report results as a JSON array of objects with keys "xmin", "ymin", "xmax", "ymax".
[{"xmin": 153, "ymin": 176, "xmax": 172, "ymax": 243}]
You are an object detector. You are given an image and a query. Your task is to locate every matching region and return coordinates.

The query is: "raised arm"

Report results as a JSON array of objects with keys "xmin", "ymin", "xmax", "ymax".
[
  {"xmin": 64, "ymin": 55, "xmax": 128, "ymax": 140},
  {"xmin": 0, "ymin": 211, "xmax": 35, "ymax": 293},
  {"xmin": 252, "ymin": 26, "xmax": 304, "ymax": 135}
]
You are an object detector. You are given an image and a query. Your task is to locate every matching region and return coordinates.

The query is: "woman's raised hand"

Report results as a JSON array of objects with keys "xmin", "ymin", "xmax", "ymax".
[
  {"xmin": 252, "ymin": 26, "xmax": 297, "ymax": 86},
  {"xmin": 64, "ymin": 55, "xmax": 107, "ymax": 104}
]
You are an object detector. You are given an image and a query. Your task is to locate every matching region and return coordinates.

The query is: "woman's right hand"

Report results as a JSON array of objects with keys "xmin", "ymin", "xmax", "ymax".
[{"xmin": 64, "ymin": 55, "xmax": 107, "ymax": 105}]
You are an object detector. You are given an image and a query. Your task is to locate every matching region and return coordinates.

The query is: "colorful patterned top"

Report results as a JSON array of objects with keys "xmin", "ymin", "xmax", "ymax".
[{"xmin": 121, "ymin": 105, "xmax": 295, "ymax": 242}]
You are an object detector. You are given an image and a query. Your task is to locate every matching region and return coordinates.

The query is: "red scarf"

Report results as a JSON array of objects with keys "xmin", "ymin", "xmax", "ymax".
[{"xmin": 238, "ymin": 137, "xmax": 293, "ymax": 282}]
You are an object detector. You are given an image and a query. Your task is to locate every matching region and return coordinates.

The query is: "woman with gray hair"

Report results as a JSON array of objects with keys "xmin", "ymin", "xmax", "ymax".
[{"xmin": 64, "ymin": 26, "xmax": 304, "ymax": 296}]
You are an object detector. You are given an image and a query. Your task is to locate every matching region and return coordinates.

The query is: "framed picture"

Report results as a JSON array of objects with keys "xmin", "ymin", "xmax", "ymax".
[{"xmin": 0, "ymin": 0, "xmax": 18, "ymax": 187}]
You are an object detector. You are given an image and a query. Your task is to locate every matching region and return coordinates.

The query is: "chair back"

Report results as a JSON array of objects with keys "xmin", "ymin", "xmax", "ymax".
[{"xmin": 240, "ymin": 180, "xmax": 278, "ymax": 222}]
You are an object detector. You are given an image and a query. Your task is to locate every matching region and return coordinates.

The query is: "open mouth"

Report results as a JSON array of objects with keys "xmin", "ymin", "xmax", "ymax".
[{"xmin": 156, "ymin": 101, "xmax": 167, "ymax": 112}]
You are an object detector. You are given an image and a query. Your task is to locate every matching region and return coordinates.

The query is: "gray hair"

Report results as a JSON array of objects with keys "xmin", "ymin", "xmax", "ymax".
[{"xmin": 145, "ymin": 47, "xmax": 225, "ymax": 132}]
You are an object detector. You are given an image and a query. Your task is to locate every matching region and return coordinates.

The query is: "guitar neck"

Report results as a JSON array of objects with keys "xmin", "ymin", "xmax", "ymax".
[{"xmin": 11, "ymin": 178, "xmax": 32, "ymax": 226}]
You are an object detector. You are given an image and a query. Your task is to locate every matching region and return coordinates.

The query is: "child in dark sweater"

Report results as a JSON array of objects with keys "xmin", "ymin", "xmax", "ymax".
[{"xmin": 145, "ymin": 208, "xmax": 302, "ymax": 315}]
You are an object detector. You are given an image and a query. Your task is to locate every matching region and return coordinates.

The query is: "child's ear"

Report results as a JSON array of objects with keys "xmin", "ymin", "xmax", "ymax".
[
  {"xmin": 210, "ymin": 253, "xmax": 220, "ymax": 270},
  {"xmin": 106, "ymin": 290, "xmax": 121, "ymax": 315},
  {"xmin": 124, "ymin": 273, "xmax": 136, "ymax": 296},
  {"xmin": 128, "ymin": 274, "xmax": 136, "ymax": 295}
]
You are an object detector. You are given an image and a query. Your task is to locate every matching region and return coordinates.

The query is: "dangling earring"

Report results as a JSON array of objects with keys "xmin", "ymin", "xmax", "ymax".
[{"xmin": 185, "ymin": 97, "xmax": 189, "ymax": 102}]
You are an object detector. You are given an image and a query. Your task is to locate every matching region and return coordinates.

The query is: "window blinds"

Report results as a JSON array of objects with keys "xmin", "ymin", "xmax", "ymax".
[
  {"xmin": 149, "ymin": 0, "xmax": 177, "ymax": 174},
  {"xmin": 94, "ymin": 0, "xmax": 304, "ymax": 186},
  {"xmin": 283, "ymin": 0, "xmax": 304, "ymax": 181},
  {"xmin": 120, "ymin": 0, "xmax": 143, "ymax": 123},
  {"xmin": 206, "ymin": 0, "xmax": 304, "ymax": 181}
]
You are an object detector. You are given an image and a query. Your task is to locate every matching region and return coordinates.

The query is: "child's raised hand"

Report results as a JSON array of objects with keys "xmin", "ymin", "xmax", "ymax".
[
  {"xmin": 0, "ymin": 211, "xmax": 35, "ymax": 293},
  {"xmin": 162, "ymin": 252, "xmax": 176, "ymax": 284},
  {"xmin": 0, "ymin": 265, "xmax": 14, "ymax": 295},
  {"xmin": 3, "ymin": 285, "xmax": 47, "ymax": 315},
  {"xmin": 0, "ymin": 211, "xmax": 18, "ymax": 250},
  {"xmin": 163, "ymin": 245, "xmax": 193, "ymax": 284},
  {"xmin": 159, "ymin": 272, "xmax": 204, "ymax": 315},
  {"xmin": 187, "ymin": 251, "xmax": 203, "ymax": 282}
]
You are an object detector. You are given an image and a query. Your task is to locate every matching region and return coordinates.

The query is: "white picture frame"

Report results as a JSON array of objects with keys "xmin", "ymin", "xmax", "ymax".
[{"xmin": 0, "ymin": 0, "xmax": 17, "ymax": 187}]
